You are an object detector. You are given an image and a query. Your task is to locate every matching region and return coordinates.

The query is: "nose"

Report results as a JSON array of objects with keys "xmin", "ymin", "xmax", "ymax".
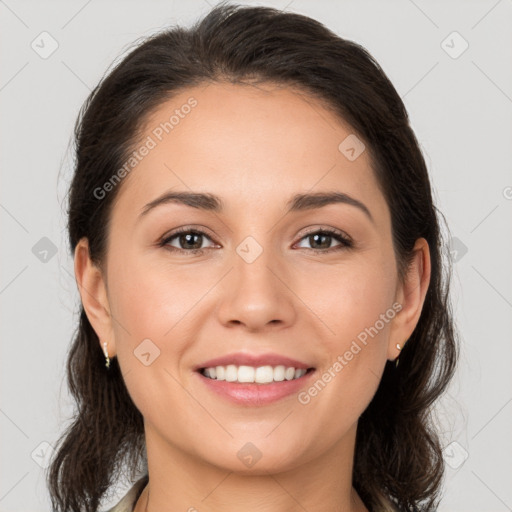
[{"xmin": 215, "ymin": 245, "xmax": 297, "ymax": 332}]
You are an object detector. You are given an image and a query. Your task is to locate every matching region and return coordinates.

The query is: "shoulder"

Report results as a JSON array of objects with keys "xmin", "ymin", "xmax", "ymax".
[{"xmin": 104, "ymin": 474, "xmax": 149, "ymax": 512}]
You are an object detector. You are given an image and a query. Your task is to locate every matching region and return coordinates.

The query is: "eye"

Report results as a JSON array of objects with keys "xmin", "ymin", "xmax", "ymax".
[
  {"xmin": 159, "ymin": 226, "xmax": 353, "ymax": 256},
  {"xmin": 159, "ymin": 227, "xmax": 218, "ymax": 255},
  {"xmin": 294, "ymin": 228, "xmax": 353, "ymax": 252}
]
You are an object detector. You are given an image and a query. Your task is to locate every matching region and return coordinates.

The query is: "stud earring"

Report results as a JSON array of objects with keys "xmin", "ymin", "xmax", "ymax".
[{"xmin": 103, "ymin": 341, "xmax": 110, "ymax": 369}]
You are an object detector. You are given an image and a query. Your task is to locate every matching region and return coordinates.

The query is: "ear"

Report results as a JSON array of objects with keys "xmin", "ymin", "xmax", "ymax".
[
  {"xmin": 387, "ymin": 237, "xmax": 431, "ymax": 361},
  {"xmin": 74, "ymin": 237, "xmax": 116, "ymax": 358}
]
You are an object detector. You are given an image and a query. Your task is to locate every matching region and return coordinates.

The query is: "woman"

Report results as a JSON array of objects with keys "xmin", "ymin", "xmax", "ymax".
[{"xmin": 47, "ymin": 3, "xmax": 458, "ymax": 511}]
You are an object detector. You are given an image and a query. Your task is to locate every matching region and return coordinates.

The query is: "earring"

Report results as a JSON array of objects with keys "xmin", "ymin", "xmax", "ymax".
[
  {"xmin": 103, "ymin": 341, "xmax": 110, "ymax": 369},
  {"xmin": 395, "ymin": 341, "xmax": 405, "ymax": 368}
]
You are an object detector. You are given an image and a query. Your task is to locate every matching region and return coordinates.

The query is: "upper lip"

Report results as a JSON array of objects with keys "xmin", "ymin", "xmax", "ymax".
[{"xmin": 194, "ymin": 352, "xmax": 314, "ymax": 371}]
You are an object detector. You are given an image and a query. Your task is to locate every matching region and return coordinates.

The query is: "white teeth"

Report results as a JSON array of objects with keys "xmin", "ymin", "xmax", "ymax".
[
  {"xmin": 204, "ymin": 367, "xmax": 215, "ymax": 379},
  {"xmin": 216, "ymin": 366, "xmax": 225, "ymax": 380},
  {"xmin": 225, "ymin": 364, "xmax": 238, "ymax": 382},
  {"xmin": 201, "ymin": 364, "xmax": 309, "ymax": 383},
  {"xmin": 255, "ymin": 366, "xmax": 273, "ymax": 383},
  {"xmin": 273, "ymin": 365, "xmax": 285, "ymax": 381},
  {"xmin": 285, "ymin": 367, "xmax": 296, "ymax": 380},
  {"xmin": 237, "ymin": 365, "xmax": 255, "ymax": 383}
]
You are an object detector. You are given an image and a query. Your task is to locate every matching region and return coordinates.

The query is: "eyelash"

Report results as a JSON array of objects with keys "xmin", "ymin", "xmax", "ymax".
[{"xmin": 158, "ymin": 226, "xmax": 354, "ymax": 256}]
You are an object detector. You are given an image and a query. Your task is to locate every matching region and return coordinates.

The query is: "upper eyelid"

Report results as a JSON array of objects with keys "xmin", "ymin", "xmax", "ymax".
[
  {"xmin": 161, "ymin": 225, "xmax": 216, "ymax": 240},
  {"xmin": 299, "ymin": 226, "xmax": 351, "ymax": 240}
]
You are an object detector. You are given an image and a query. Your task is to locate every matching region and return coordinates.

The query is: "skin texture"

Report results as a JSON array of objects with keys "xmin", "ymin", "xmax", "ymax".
[{"xmin": 75, "ymin": 82, "xmax": 431, "ymax": 512}]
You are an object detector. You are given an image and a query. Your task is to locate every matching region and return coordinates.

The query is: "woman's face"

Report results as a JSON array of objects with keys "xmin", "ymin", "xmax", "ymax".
[{"xmin": 79, "ymin": 82, "xmax": 427, "ymax": 474}]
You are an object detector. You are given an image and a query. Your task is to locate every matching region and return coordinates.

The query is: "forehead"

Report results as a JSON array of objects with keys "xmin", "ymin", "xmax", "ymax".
[{"xmin": 111, "ymin": 81, "xmax": 388, "ymax": 224}]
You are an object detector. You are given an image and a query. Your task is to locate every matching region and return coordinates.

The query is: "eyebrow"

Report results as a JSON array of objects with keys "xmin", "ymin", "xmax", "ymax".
[{"xmin": 139, "ymin": 191, "xmax": 374, "ymax": 223}]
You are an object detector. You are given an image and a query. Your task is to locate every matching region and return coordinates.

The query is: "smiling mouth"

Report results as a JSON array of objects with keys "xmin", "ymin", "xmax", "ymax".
[{"xmin": 198, "ymin": 365, "xmax": 315, "ymax": 384}]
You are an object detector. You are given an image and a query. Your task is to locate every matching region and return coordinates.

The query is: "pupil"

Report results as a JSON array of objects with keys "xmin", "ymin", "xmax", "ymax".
[
  {"xmin": 311, "ymin": 233, "xmax": 330, "ymax": 249},
  {"xmin": 181, "ymin": 233, "xmax": 201, "ymax": 249}
]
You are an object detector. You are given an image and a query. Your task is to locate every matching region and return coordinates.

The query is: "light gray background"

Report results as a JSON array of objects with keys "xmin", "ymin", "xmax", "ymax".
[{"xmin": 1, "ymin": 0, "xmax": 511, "ymax": 510}]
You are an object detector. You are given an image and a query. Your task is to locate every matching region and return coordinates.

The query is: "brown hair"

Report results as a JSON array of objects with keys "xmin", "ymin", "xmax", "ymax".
[{"xmin": 47, "ymin": 3, "xmax": 459, "ymax": 511}]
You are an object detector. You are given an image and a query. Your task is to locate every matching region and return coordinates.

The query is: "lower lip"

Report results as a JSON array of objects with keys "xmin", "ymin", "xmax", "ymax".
[{"xmin": 194, "ymin": 369, "xmax": 316, "ymax": 406}]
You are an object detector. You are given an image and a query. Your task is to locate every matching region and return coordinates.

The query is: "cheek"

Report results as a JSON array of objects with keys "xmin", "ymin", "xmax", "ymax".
[
  {"xmin": 334, "ymin": 274, "xmax": 395, "ymax": 341},
  {"xmin": 107, "ymin": 251, "xmax": 199, "ymax": 360},
  {"xmin": 106, "ymin": 254, "xmax": 204, "ymax": 420},
  {"xmin": 110, "ymin": 244, "xmax": 210, "ymax": 327},
  {"xmin": 298, "ymin": 249, "xmax": 396, "ymax": 346},
  {"xmin": 294, "ymin": 253, "xmax": 396, "ymax": 415}
]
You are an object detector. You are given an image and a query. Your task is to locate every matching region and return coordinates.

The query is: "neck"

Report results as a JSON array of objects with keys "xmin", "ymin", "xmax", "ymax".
[{"xmin": 135, "ymin": 422, "xmax": 368, "ymax": 512}]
